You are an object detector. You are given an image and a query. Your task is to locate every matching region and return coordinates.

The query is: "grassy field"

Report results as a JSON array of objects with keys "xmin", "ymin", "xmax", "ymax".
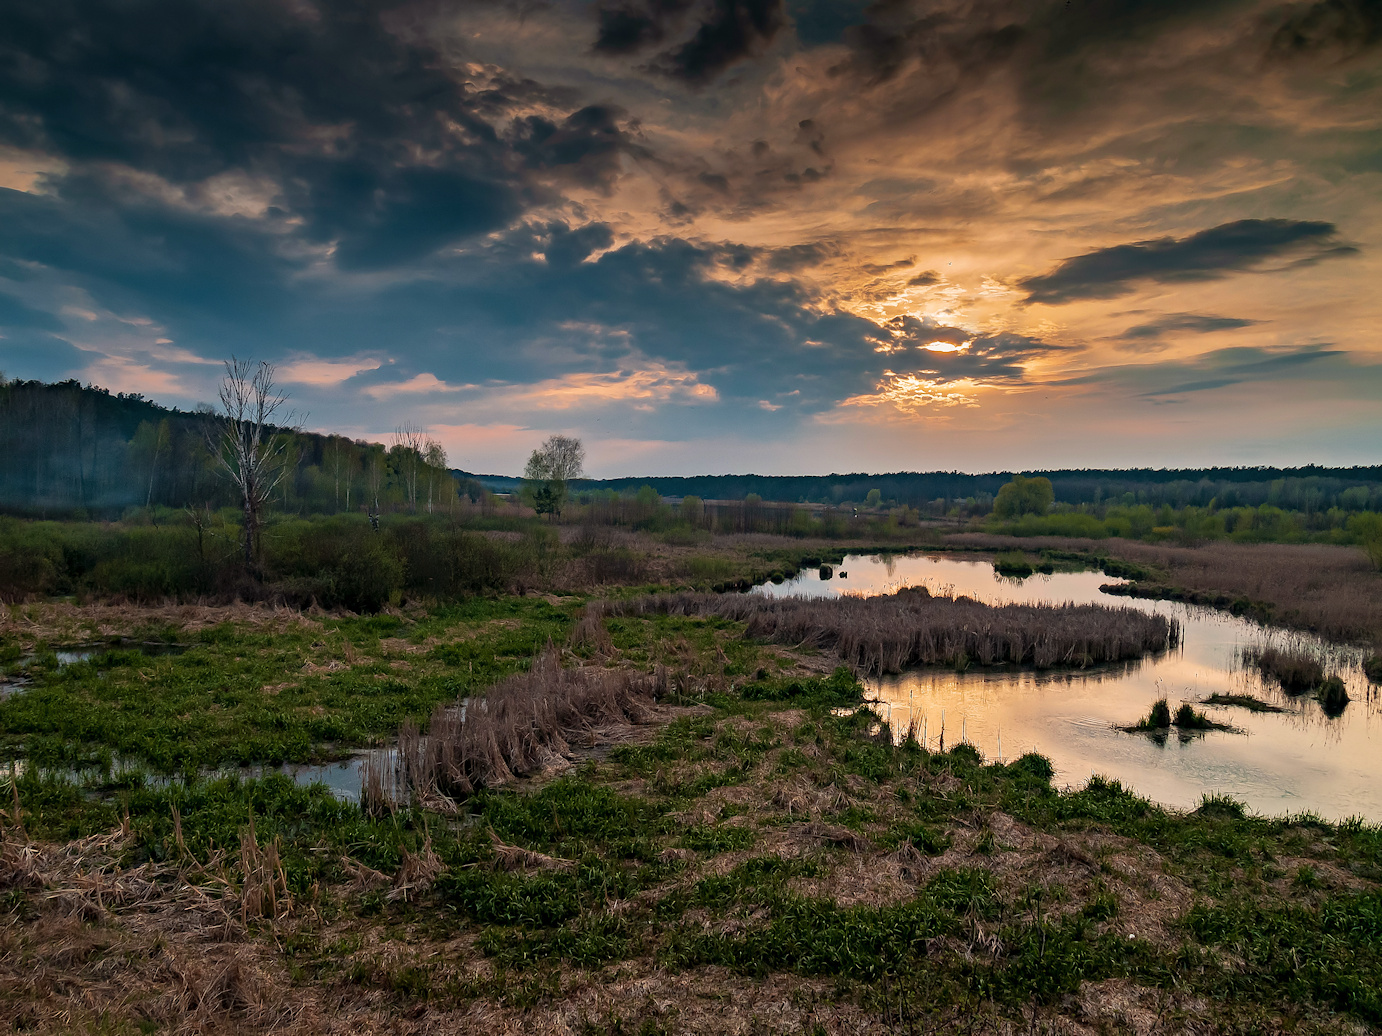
[{"xmin": 3, "ymin": 587, "xmax": 1382, "ymax": 1034}]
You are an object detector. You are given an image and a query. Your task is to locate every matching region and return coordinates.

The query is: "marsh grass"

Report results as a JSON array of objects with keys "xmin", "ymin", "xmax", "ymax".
[
  {"xmin": 1173, "ymin": 703, "xmax": 1215, "ymax": 730},
  {"xmin": 1, "ymin": 596, "xmax": 577, "ymax": 774},
  {"xmin": 992, "ymin": 550, "xmax": 1034, "ymax": 577},
  {"xmin": 1243, "ymin": 645, "xmax": 1325, "ymax": 693},
  {"xmin": 6, "ymin": 592, "xmax": 1382, "ymax": 1033},
  {"xmin": 1134, "ymin": 699, "xmax": 1172, "ymax": 730},
  {"xmin": 1202, "ymin": 693, "xmax": 1284, "ymax": 713},
  {"xmin": 602, "ymin": 589, "xmax": 1178, "ymax": 675},
  {"xmin": 367, "ymin": 650, "xmax": 672, "ymax": 810},
  {"xmin": 1318, "ymin": 675, "xmax": 1350, "ymax": 716}
]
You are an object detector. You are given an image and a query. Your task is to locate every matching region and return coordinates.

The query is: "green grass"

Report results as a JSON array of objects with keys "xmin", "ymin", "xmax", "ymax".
[
  {"xmin": 0, "ymin": 596, "xmax": 577, "ymax": 771},
  {"xmin": 5, "ymin": 594, "xmax": 1382, "ymax": 1032}
]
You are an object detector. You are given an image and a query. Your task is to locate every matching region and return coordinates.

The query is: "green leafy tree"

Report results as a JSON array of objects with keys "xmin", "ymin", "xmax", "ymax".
[
  {"xmin": 993, "ymin": 474, "xmax": 1054, "ymax": 519},
  {"xmin": 523, "ymin": 434, "xmax": 584, "ymax": 518},
  {"xmin": 680, "ymin": 494, "xmax": 704, "ymax": 526}
]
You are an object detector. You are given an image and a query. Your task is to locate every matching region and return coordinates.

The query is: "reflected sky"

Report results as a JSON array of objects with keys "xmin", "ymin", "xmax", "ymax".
[{"xmin": 759, "ymin": 554, "xmax": 1381, "ymax": 819}]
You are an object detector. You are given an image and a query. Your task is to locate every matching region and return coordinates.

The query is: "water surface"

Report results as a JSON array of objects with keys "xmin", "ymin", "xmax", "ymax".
[{"xmin": 758, "ymin": 554, "xmax": 1380, "ymax": 820}]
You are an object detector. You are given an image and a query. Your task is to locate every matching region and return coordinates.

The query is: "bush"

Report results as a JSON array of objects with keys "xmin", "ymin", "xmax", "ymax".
[
  {"xmin": 993, "ymin": 550, "xmax": 1033, "ymax": 577},
  {"xmin": 332, "ymin": 538, "xmax": 405, "ymax": 612},
  {"xmin": 0, "ymin": 546, "xmax": 57, "ymax": 599}
]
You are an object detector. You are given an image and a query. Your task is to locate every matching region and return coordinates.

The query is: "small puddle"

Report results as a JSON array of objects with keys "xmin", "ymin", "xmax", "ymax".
[{"xmin": 759, "ymin": 553, "xmax": 1381, "ymax": 820}]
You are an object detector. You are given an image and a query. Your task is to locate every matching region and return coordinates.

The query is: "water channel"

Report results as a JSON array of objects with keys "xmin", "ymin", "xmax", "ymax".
[{"xmin": 755, "ymin": 553, "xmax": 1381, "ymax": 821}]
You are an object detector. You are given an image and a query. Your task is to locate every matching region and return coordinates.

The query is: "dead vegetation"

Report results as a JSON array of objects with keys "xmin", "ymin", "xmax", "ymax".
[
  {"xmin": 599, "ymin": 588, "xmax": 1179, "ymax": 674},
  {"xmin": 364, "ymin": 649, "xmax": 674, "ymax": 810},
  {"xmin": 952, "ymin": 534, "xmax": 1382, "ymax": 645}
]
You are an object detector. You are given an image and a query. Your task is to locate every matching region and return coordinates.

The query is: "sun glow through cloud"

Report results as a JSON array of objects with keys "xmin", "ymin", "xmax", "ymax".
[{"xmin": 0, "ymin": 0, "xmax": 1375, "ymax": 472}]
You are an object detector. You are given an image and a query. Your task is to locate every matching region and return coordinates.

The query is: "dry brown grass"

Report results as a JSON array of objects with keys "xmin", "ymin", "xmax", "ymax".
[
  {"xmin": 949, "ymin": 534, "xmax": 1382, "ymax": 645},
  {"xmin": 365, "ymin": 650, "xmax": 673, "ymax": 809},
  {"xmin": 602, "ymin": 588, "xmax": 1178, "ymax": 674},
  {"xmin": 0, "ymin": 599, "xmax": 326, "ymax": 649},
  {"xmin": 1112, "ymin": 540, "xmax": 1382, "ymax": 644}
]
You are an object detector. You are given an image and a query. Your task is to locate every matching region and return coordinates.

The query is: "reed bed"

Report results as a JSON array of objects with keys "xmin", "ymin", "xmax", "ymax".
[
  {"xmin": 1243, "ymin": 645, "xmax": 1325, "ymax": 693},
  {"xmin": 365, "ymin": 651, "xmax": 670, "ymax": 811},
  {"xmin": 600, "ymin": 588, "xmax": 1179, "ymax": 675}
]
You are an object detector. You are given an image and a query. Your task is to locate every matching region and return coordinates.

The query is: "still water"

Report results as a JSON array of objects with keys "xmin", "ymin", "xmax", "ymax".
[{"xmin": 756, "ymin": 554, "xmax": 1381, "ymax": 821}]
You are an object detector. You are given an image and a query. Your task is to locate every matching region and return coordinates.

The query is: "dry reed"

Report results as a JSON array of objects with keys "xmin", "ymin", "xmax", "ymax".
[
  {"xmin": 365, "ymin": 650, "xmax": 669, "ymax": 810},
  {"xmin": 1243, "ymin": 645, "xmax": 1325, "ymax": 693},
  {"xmin": 600, "ymin": 588, "xmax": 1178, "ymax": 675}
]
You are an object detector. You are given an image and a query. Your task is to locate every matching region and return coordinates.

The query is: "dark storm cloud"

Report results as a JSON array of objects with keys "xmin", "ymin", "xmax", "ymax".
[
  {"xmin": 1116, "ymin": 313, "xmax": 1258, "ymax": 348},
  {"xmin": 0, "ymin": 181, "xmax": 296, "ymax": 328},
  {"xmin": 0, "ymin": 0, "xmax": 641, "ymax": 272},
  {"xmin": 594, "ymin": 0, "xmax": 696, "ymax": 53},
  {"xmin": 510, "ymin": 105, "xmax": 642, "ymax": 188},
  {"xmin": 1268, "ymin": 0, "xmax": 1382, "ymax": 59},
  {"xmin": 1018, "ymin": 219, "xmax": 1358, "ymax": 304},
  {"xmin": 906, "ymin": 270, "xmax": 940, "ymax": 286},
  {"xmin": 786, "ymin": 0, "xmax": 871, "ymax": 46},
  {"xmin": 659, "ymin": 0, "xmax": 789, "ymax": 82},
  {"xmin": 593, "ymin": 0, "xmax": 787, "ymax": 83}
]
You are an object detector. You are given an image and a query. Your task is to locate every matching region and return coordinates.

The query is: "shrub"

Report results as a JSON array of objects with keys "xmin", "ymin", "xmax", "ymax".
[
  {"xmin": 993, "ymin": 550, "xmax": 1033, "ymax": 577},
  {"xmin": 332, "ymin": 538, "xmax": 405, "ymax": 612}
]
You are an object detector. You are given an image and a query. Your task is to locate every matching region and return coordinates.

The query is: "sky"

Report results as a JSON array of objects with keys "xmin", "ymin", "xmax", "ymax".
[{"xmin": 0, "ymin": 0, "xmax": 1379, "ymax": 477}]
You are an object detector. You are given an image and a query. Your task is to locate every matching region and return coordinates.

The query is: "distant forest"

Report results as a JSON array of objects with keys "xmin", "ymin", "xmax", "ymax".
[
  {"xmin": 2, "ymin": 377, "xmax": 1380, "ymax": 517},
  {"xmin": 507, "ymin": 467, "xmax": 1382, "ymax": 514},
  {"xmin": 0, "ymin": 378, "xmax": 475, "ymax": 517}
]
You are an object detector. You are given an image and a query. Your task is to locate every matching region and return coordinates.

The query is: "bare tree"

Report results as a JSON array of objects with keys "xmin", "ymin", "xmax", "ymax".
[
  {"xmin": 392, "ymin": 422, "xmax": 426, "ymax": 513},
  {"xmin": 366, "ymin": 445, "xmax": 385, "ymax": 528},
  {"xmin": 424, "ymin": 437, "xmax": 447, "ymax": 513},
  {"xmin": 209, "ymin": 358, "xmax": 296, "ymax": 568}
]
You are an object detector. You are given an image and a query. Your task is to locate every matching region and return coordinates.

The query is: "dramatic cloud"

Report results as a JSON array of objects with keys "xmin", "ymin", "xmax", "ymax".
[
  {"xmin": 598, "ymin": 0, "xmax": 787, "ymax": 82},
  {"xmin": 0, "ymin": 0, "xmax": 1378, "ymax": 472},
  {"xmin": 1019, "ymin": 220, "xmax": 1358, "ymax": 305}
]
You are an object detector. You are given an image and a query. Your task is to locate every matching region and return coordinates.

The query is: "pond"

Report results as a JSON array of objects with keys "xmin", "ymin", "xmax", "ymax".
[{"xmin": 757, "ymin": 553, "xmax": 1381, "ymax": 821}]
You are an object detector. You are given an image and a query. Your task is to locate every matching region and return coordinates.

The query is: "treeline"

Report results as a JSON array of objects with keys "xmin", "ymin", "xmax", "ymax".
[
  {"xmin": 546, "ymin": 466, "xmax": 1382, "ymax": 514},
  {"xmin": 0, "ymin": 378, "xmax": 474, "ymax": 517}
]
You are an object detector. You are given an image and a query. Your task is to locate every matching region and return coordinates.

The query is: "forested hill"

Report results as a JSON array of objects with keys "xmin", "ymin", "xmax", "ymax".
[
  {"xmin": 0, "ymin": 378, "xmax": 466, "ymax": 516},
  {"xmin": 3, "ymin": 377, "xmax": 1379, "ymax": 517}
]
